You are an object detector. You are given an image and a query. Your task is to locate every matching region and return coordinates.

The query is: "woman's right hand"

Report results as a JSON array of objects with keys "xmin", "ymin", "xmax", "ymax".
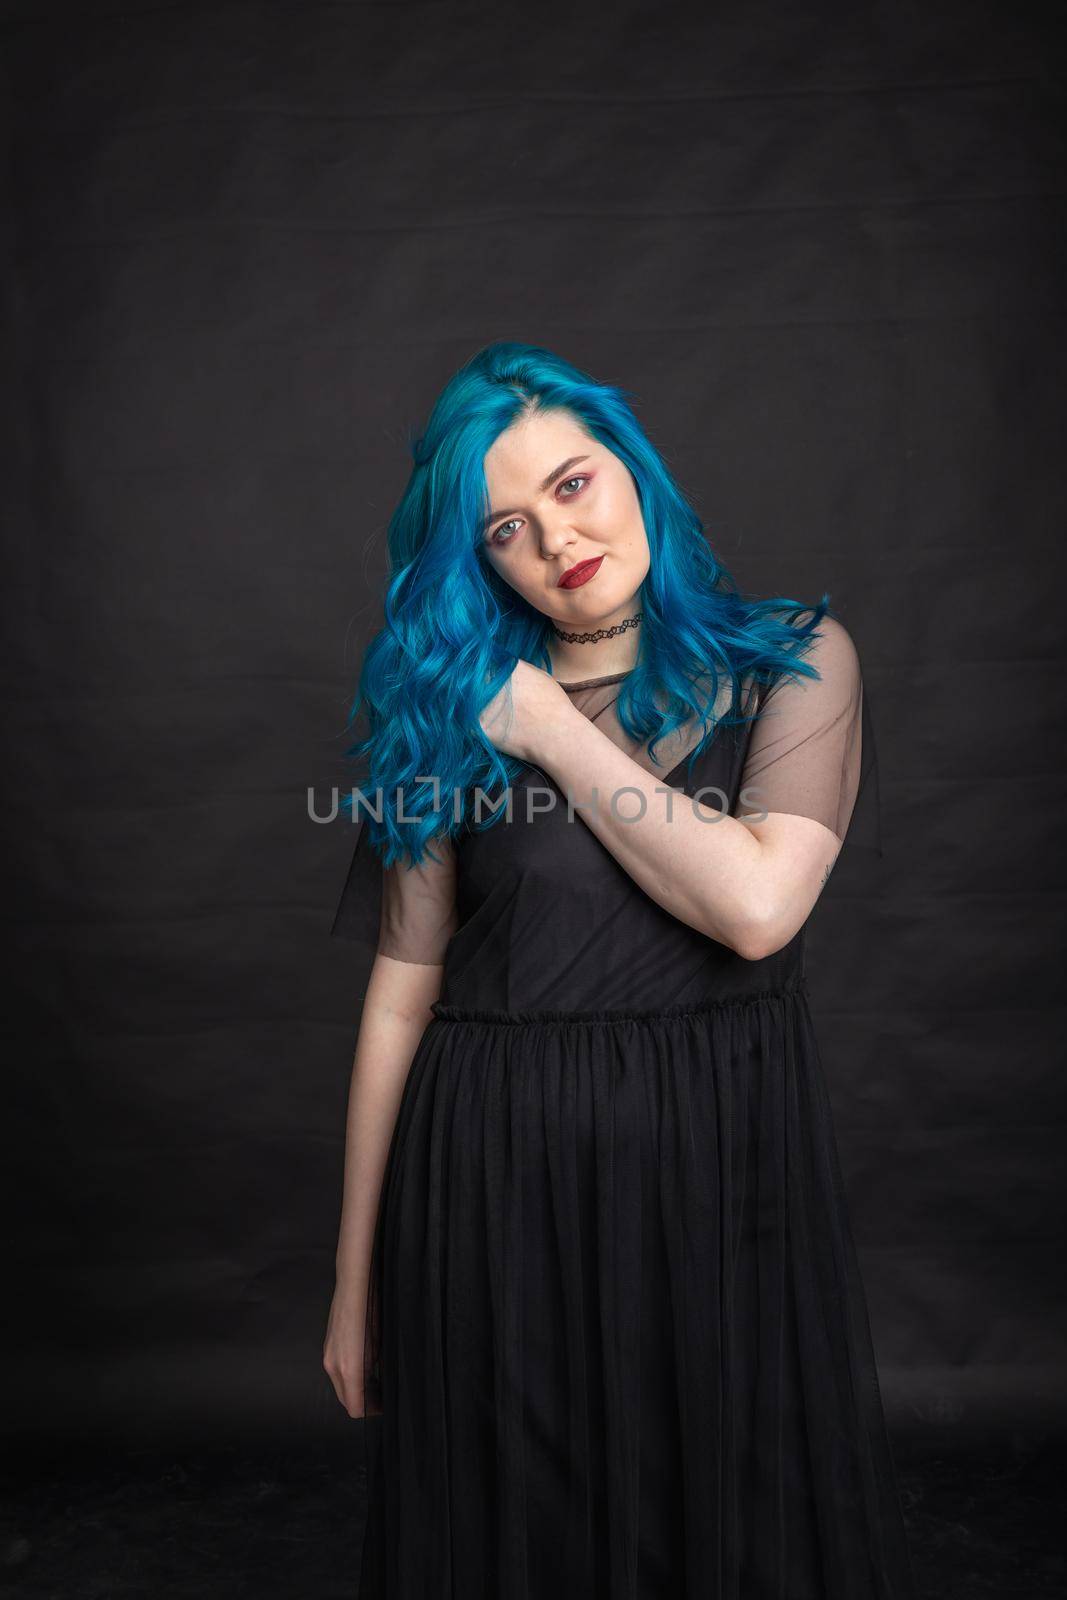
[{"xmin": 323, "ymin": 1283, "xmax": 367, "ymax": 1419}]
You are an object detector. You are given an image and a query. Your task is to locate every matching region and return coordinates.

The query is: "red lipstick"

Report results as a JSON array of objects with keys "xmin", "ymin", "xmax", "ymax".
[{"xmin": 558, "ymin": 555, "xmax": 604, "ymax": 590}]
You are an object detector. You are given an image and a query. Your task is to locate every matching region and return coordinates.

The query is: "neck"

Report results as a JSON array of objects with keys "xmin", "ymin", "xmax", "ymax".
[{"xmin": 546, "ymin": 606, "xmax": 643, "ymax": 681}]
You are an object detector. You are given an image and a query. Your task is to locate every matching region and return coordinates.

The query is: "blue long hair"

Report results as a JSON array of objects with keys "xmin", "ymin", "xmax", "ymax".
[{"xmin": 340, "ymin": 340, "xmax": 833, "ymax": 867}]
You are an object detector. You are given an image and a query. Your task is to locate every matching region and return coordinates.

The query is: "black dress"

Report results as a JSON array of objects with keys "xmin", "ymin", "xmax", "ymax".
[{"xmin": 331, "ymin": 615, "xmax": 916, "ymax": 1600}]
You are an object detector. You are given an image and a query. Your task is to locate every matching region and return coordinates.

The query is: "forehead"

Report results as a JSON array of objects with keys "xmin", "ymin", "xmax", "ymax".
[{"xmin": 482, "ymin": 409, "xmax": 598, "ymax": 494}]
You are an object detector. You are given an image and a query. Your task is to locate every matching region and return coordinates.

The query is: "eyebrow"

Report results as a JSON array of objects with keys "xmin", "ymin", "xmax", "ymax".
[{"xmin": 483, "ymin": 455, "xmax": 591, "ymax": 533}]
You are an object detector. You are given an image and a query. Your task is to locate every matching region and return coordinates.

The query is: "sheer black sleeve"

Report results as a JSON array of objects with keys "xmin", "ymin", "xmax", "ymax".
[
  {"xmin": 330, "ymin": 816, "xmax": 459, "ymax": 965},
  {"xmin": 735, "ymin": 615, "xmax": 883, "ymax": 857}
]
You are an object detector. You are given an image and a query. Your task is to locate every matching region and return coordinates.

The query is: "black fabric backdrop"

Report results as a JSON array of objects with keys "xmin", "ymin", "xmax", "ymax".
[{"xmin": 2, "ymin": 1, "xmax": 1063, "ymax": 1451}]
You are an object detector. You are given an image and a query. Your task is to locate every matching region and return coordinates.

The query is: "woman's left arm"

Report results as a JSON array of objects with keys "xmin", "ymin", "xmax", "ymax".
[
  {"xmin": 532, "ymin": 710, "xmax": 842, "ymax": 960},
  {"xmin": 486, "ymin": 616, "xmax": 865, "ymax": 961}
]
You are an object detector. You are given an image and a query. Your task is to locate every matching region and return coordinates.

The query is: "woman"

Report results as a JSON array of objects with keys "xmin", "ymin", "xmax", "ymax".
[{"xmin": 323, "ymin": 341, "xmax": 916, "ymax": 1599}]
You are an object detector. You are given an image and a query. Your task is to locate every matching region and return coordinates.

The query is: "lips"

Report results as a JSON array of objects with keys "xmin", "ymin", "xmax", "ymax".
[{"xmin": 558, "ymin": 555, "xmax": 604, "ymax": 590}]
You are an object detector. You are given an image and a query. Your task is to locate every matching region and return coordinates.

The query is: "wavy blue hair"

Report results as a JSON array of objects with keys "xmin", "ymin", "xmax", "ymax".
[{"xmin": 340, "ymin": 340, "xmax": 834, "ymax": 867}]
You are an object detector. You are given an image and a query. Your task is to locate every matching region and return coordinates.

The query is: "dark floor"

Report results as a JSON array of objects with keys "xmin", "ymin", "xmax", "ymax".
[{"xmin": 1, "ymin": 1428, "xmax": 1063, "ymax": 1598}]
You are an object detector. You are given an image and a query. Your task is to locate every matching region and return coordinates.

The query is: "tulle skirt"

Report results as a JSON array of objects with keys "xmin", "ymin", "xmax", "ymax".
[{"xmin": 356, "ymin": 985, "xmax": 916, "ymax": 1600}]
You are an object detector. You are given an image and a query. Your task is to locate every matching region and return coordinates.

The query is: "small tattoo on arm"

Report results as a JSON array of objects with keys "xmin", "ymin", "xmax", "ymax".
[{"xmin": 820, "ymin": 858, "xmax": 835, "ymax": 889}]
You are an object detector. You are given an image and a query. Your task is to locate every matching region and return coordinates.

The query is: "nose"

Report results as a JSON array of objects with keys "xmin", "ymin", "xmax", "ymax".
[{"xmin": 539, "ymin": 512, "xmax": 579, "ymax": 559}]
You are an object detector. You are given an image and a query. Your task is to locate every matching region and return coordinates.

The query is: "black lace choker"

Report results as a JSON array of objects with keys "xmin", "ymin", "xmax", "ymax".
[{"xmin": 551, "ymin": 610, "xmax": 643, "ymax": 645}]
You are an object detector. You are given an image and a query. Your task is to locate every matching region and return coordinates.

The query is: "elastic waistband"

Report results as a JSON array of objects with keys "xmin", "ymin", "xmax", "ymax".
[{"xmin": 430, "ymin": 982, "xmax": 807, "ymax": 1029}]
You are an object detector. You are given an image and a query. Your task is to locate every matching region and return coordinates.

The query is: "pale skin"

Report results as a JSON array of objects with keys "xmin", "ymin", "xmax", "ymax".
[
  {"xmin": 324, "ymin": 951, "xmax": 443, "ymax": 1418},
  {"xmin": 324, "ymin": 405, "xmax": 841, "ymax": 1417}
]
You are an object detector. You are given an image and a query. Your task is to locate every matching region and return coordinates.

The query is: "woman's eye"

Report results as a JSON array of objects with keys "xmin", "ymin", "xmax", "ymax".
[{"xmin": 489, "ymin": 476, "xmax": 589, "ymax": 546}]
